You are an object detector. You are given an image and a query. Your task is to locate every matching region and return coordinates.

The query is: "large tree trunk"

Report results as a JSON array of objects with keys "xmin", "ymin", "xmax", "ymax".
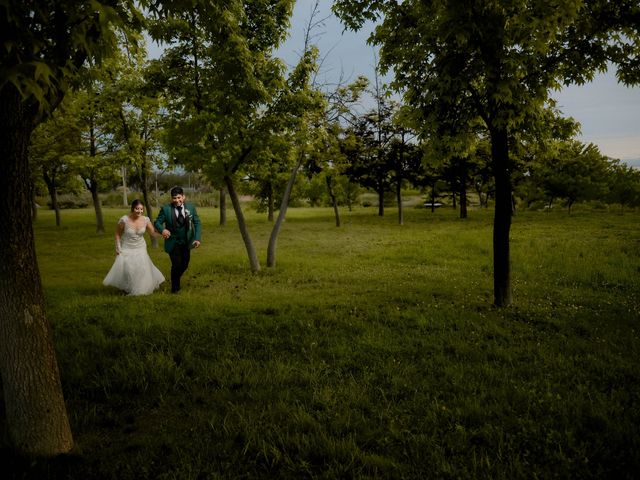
[
  {"xmin": 224, "ymin": 175, "xmax": 260, "ymax": 272},
  {"xmin": 0, "ymin": 85, "xmax": 73, "ymax": 456},
  {"xmin": 490, "ymin": 126, "xmax": 513, "ymax": 307},
  {"xmin": 326, "ymin": 175, "xmax": 341, "ymax": 227},
  {"xmin": 267, "ymin": 154, "xmax": 303, "ymax": 267}
]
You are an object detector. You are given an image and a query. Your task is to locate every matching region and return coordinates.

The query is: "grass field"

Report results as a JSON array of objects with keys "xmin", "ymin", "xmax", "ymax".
[{"xmin": 3, "ymin": 204, "xmax": 640, "ymax": 479}]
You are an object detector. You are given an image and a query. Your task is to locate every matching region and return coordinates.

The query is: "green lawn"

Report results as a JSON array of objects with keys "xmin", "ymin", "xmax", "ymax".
[{"xmin": 4, "ymin": 205, "xmax": 639, "ymax": 479}]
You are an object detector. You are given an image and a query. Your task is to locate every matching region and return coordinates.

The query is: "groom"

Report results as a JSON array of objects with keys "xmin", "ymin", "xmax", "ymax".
[{"xmin": 155, "ymin": 186, "xmax": 202, "ymax": 293}]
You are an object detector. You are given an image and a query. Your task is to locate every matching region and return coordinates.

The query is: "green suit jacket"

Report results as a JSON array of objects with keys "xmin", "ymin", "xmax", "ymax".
[{"xmin": 154, "ymin": 202, "xmax": 202, "ymax": 253}]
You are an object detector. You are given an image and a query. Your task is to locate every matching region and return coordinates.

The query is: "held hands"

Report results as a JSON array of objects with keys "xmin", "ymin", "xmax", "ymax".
[{"xmin": 160, "ymin": 229, "xmax": 199, "ymax": 248}]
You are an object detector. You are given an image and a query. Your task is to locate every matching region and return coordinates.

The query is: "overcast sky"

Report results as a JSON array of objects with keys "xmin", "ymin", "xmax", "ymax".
[{"xmin": 277, "ymin": 0, "xmax": 640, "ymax": 167}]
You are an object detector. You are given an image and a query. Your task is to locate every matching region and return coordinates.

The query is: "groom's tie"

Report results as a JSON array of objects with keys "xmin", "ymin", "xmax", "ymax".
[{"xmin": 176, "ymin": 205, "xmax": 185, "ymax": 226}]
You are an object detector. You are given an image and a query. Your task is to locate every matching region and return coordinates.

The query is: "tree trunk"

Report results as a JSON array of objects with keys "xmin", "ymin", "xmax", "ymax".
[
  {"xmin": 326, "ymin": 175, "xmax": 341, "ymax": 227},
  {"xmin": 43, "ymin": 172, "xmax": 61, "ymax": 227},
  {"xmin": 267, "ymin": 154, "xmax": 303, "ymax": 267},
  {"xmin": 396, "ymin": 179, "xmax": 404, "ymax": 225},
  {"xmin": 490, "ymin": 126, "xmax": 513, "ymax": 307},
  {"xmin": 219, "ymin": 187, "xmax": 227, "ymax": 226},
  {"xmin": 430, "ymin": 186, "xmax": 437, "ymax": 213},
  {"xmin": 377, "ymin": 186, "xmax": 384, "ymax": 217},
  {"xmin": 140, "ymin": 161, "xmax": 157, "ymax": 247},
  {"xmin": 0, "ymin": 85, "xmax": 74, "ymax": 456},
  {"xmin": 459, "ymin": 164, "xmax": 468, "ymax": 219},
  {"xmin": 86, "ymin": 122, "xmax": 104, "ymax": 234},
  {"xmin": 224, "ymin": 175, "xmax": 260, "ymax": 272},
  {"xmin": 88, "ymin": 181, "xmax": 105, "ymax": 234}
]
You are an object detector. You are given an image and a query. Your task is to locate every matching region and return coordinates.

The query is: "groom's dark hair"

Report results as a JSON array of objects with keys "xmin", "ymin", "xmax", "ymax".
[{"xmin": 170, "ymin": 186, "xmax": 184, "ymax": 196}]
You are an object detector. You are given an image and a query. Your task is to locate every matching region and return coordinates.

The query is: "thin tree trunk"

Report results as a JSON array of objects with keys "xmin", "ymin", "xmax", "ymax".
[
  {"xmin": 86, "ymin": 122, "xmax": 104, "ymax": 234},
  {"xmin": 219, "ymin": 187, "xmax": 227, "ymax": 226},
  {"xmin": 88, "ymin": 182, "xmax": 105, "ymax": 234},
  {"xmin": 377, "ymin": 186, "xmax": 384, "ymax": 216},
  {"xmin": 43, "ymin": 171, "xmax": 61, "ymax": 227},
  {"xmin": 459, "ymin": 163, "xmax": 468, "ymax": 219},
  {"xmin": 475, "ymin": 184, "xmax": 484, "ymax": 208},
  {"xmin": 0, "ymin": 85, "xmax": 73, "ymax": 456},
  {"xmin": 326, "ymin": 175, "xmax": 341, "ymax": 227},
  {"xmin": 396, "ymin": 179, "xmax": 404, "ymax": 225},
  {"xmin": 224, "ymin": 175, "xmax": 260, "ymax": 272},
  {"xmin": 490, "ymin": 126, "xmax": 513, "ymax": 307},
  {"xmin": 267, "ymin": 154, "xmax": 303, "ymax": 267},
  {"xmin": 430, "ymin": 186, "xmax": 437, "ymax": 213},
  {"xmin": 140, "ymin": 158, "xmax": 156, "ymax": 247}
]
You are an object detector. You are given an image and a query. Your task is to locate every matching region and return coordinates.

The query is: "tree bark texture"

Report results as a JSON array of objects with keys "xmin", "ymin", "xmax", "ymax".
[
  {"xmin": 0, "ymin": 85, "xmax": 74, "ymax": 456},
  {"xmin": 224, "ymin": 176, "xmax": 260, "ymax": 272},
  {"xmin": 490, "ymin": 126, "xmax": 513, "ymax": 307}
]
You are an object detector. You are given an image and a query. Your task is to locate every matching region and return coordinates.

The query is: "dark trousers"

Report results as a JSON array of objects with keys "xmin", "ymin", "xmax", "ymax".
[{"xmin": 169, "ymin": 243, "xmax": 191, "ymax": 292}]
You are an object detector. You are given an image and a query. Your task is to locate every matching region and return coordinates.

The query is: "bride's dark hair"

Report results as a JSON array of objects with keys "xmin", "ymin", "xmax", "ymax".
[{"xmin": 130, "ymin": 199, "xmax": 144, "ymax": 211}]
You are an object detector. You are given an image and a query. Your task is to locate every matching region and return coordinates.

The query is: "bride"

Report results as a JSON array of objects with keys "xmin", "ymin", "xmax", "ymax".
[{"xmin": 103, "ymin": 199, "xmax": 165, "ymax": 295}]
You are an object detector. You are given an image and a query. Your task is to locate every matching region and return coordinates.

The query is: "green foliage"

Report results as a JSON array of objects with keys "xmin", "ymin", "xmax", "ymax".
[
  {"xmin": 606, "ymin": 159, "xmax": 640, "ymax": 212},
  {"xmin": 528, "ymin": 141, "xmax": 611, "ymax": 213},
  {"xmin": 0, "ymin": 0, "xmax": 143, "ymax": 116},
  {"xmin": 5, "ymin": 206, "xmax": 639, "ymax": 478}
]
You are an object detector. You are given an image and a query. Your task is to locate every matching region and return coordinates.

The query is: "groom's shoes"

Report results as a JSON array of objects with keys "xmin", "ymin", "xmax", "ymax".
[{"xmin": 171, "ymin": 285, "xmax": 181, "ymax": 293}]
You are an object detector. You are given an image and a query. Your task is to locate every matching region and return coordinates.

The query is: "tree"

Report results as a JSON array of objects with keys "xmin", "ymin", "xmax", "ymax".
[
  {"xmin": 606, "ymin": 159, "xmax": 640, "ymax": 213},
  {"xmin": 69, "ymin": 83, "xmax": 122, "ymax": 234},
  {"xmin": 0, "ymin": 0, "xmax": 141, "ymax": 456},
  {"xmin": 107, "ymin": 48, "xmax": 165, "ymax": 225},
  {"xmin": 536, "ymin": 141, "xmax": 610, "ymax": 213},
  {"xmin": 320, "ymin": 75, "xmax": 369, "ymax": 224},
  {"xmin": 29, "ymin": 104, "xmax": 83, "ymax": 226},
  {"xmin": 148, "ymin": 0, "xmax": 296, "ymax": 273},
  {"xmin": 266, "ymin": 47, "xmax": 326, "ymax": 267},
  {"xmin": 334, "ymin": 0, "xmax": 640, "ymax": 306}
]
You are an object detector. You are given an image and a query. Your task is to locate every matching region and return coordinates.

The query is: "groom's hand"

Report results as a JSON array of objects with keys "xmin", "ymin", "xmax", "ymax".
[
  {"xmin": 162, "ymin": 229, "xmax": 171, "ymax": 239},
  {"xmin": 192, "ymin": 240, "xmax": 201, "ymax": 249}
]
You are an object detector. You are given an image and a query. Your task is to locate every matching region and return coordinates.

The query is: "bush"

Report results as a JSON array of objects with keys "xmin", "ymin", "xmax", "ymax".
[{"xmin": 43, "ymin": 193, "xmax": 90, "ymax": 209}]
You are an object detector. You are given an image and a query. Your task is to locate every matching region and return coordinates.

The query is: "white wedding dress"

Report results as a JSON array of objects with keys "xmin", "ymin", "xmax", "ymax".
[{"xmin": 103, "ymin": 215, "xmax": 165, "ymax": 295}]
